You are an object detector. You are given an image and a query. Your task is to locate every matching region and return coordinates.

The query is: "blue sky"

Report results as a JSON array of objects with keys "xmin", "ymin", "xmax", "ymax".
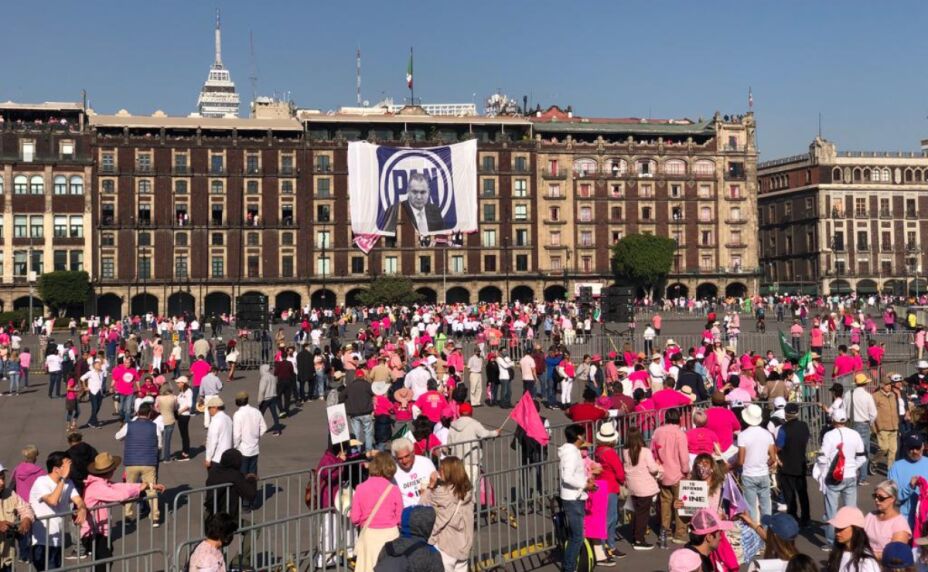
[{"xmin": 4, "ymin": 1, "xmax": 926, "ymax": 158}]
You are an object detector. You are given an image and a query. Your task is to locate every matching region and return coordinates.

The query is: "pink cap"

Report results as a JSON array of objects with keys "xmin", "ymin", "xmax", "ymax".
[
  {"xmin": 827, "ymin": 506, "xmax": 865, "ymax": 530},
  {"xmin": 689, "ymin": 509, "xmax": 733, "ymax": 535},
  {"xmin": 668, "ymin": 548, "xmax": 703, "ymax": 572}
]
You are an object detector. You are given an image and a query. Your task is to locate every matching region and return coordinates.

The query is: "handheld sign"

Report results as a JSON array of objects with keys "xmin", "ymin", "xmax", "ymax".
[
  {"xmin": 678, "ymin": 479, "xmax": 709, "ymax": 517},
  {"xmin": 326, "ymin": 404, "xmax": 351, "ymax": 444}
]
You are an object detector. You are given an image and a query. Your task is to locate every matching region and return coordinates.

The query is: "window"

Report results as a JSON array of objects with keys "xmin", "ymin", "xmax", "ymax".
[
  {"xmin": 700, "ymin": 255, "xmax": 713, "ymax": 270},
  {"xmin": 281, "ymin": 232, "xmax": 294, "ymax": 246},
  {"xmin": 515, "ymin": 228, "xmax": 529, "ymax": 246},
  {"xmin": 697, "ymin": 184, "xmax": 711, "ymax": 199},
  {"xmin": 175, "ymin": 180, "xmax": 188, "ymax": 194},
  {"xmin": 174, "ymin": 232, "xmax": 188, "ymax": 246},
  {"xmin": 69, "ymin": 251, "xmax": 83, "ymax": 272},
  {"xmin": 30, "ymin": 175, "xmax": 44, "ymax": 195},
  {"xmin": 551, "ymin": 256, "xmax": 562, "ymax": 271},
  {"xmin": 101, "ymin": 152, "xmax": 115, "ymax": 173},
  {"xmin": 549, "ymin": 207, "xmax": 560, "ymax": 221},
  {"xmin": 317, "ymin": 178, "xmax": 331, "ymax": 197},
  {"xmin": 67, "ymin": 176, "xmax": 83, "ymax": 195},
  {"xmin": 351, "ymin": 257, "xmax": 365, "ymax": 274},
  {"xmin": 211, "ymin": 233, "xmax": 223, "ymax": 246},
  {"xmin": 54, "ymin": 250, "xmax": 67, "ymax": 271},
  {"xmin": 729, "ymin": 184, "xmax": 741, "ymax": 199},
  {"xmin": 857, "ymin": 231, "xmax": 868, "ymax": 250},
  {"xmin": 54, "ymin": 176, "xmax": 67, "ymax": 195},
  {"xmin": 581, "ymin": 256, "xmax": 593, "ymax": 273},
  {"xmin": 137, "ymin": 153, "xmax": 153, "ymax": 172},
  {"xmin": 138, "ymin": 256, "xmax": 151, "ymax": 280},
  {"xmin": 54, "ymin": 216, "xmax": 67, "ymax": 237},
  {"xmin": 484, "ymin": 255, "xmax": 497, "ymax": 272},
  {"xmin": 316, "ymin": 155, "xmax": 331, "ymax": 172},
  {"xmin": 664, "ymin": 159, "xmax": 685, "ymax": 176},
  {"xmin": 281, "ymin": 155, "xmax": 295, "ymax": 175},
  {"xmin": 101, "ymin": 232, "xmax": 115, "ymax": 246},
  {"xmin": 281, "ymin": 180, "xmax": 294, "ymax": 195},
  {"xmin": 579, "ymin": 206, "xmax": 592, "ymax": 222},
  {"xmin": 101, "ymin": 257, "xmax": 114, "ymax": 279},
  {"xmin": 245, "ymin": 180, "xmax": 258, "ymax": 195},
  {"xmin": 281, "ymin": 204, "xmax": 294, "ymax": 225},
  {"xmin": 639, "ymin": 184, "xmax": 653, "ymax": 198},
  {"xmin": 514, "ymin": 204, "xmax": 528, "ymax": 221},
  {"xmin": 138, "ymin": 203, "xmax": 152, "ymax": 224},
  {"xmin": 210, "ymin": 155, "xmax": 224, "ymax": 174},
  {"xmin": 514, "ymin": 179, "xmax": 528, "ymax": 197},
  {"xmin": 30, "ymin": 216, "xmax": 43, "ymax": 238},
  {"xmin": 607, "ymin": 158, "xmax": 627, "ymax": 176},
  {"xmin": 482, "ymin": 178, "xmax": 496, "ymax": 196},
  {"xmin": 316, "ymin": 230, "xmax": 331, "ymax": 249},
  {"xmin": 636, "ymin": 159, "xmax": 655, "ymax": 176},
  {"xmin": 483, "ymin": 203, "xmax": 497, "ymax": 222},
  {"xmin": 609, "ymin": 183, "xmax": 623, "ymax": 198},
  {"xmin": 13, "ymin": 251, "xmax": 26, "ymax": 276},
  {"xmin": 317, "ymin": 205, "xmax": 331, "ymax": 222},
  {"xmin": 547, "ymin": 184, "xmax": 561, "ymax": 198},
  {"xmin": 281, "ymin": 255, "xmax": 294, "ymax": 278},
  {"xmin": 611, "ymin": 231, "xmax": 623, "ymax": 244},
  {"xmin": 578, "ymin": 183, "xmax": 592, "ymax": 198},
  {"xmin": 211, "ymin": 256, "xmax": 224, "ymax": 278},
  {"xmin": 247, "ymin": 232, "xmax": 259, "ymax": 246},
  {"xmin": 550, "ymin": 231, "xmax": 561, "ymax": 246},
  {"xmin": 516, "ymin": 254, "xmax": 528, "ymax": 271},
  {"xmin": 580, "ymin": 231, "xmax": 593, "ymax": 247},
  {"xmin": 482, "ymin": 229, "xmax": 497, "ymax": 247},
  {"xmin": 450, "ymin": 255, "xmax": 464, "ymax": 274},
  {"xmin": 382, "ymin": 256, "xmax": 397, "ymax": 274},
  {"xmin": 670, "ymin": 184, "xmax": 682, "ymax": 198},
  {"xmin": 854, "ymin": 197, "xmax": 866, "ymax": 216},
  {"xmin": 694, "ymin": 160, "xmax": 714, "ymax": 176},
  {"xmin": 514, "ymin": 156, "xmax": 528, "ymax": 172},
  {"xmin": 175, "ymin": 256, "xmax": 188, "ymax": 279},
  {"xmin": 481, "ymin": 155, "xmax": 496, "ymax": 172},
  {"xmin": 66, "ymin": 215, "xmax": 82, "ymax": 238},
  {"xmin": 701, "ymin": 230, "xmax": 713, "ymax": 246},
  {"xmin": 671, "ymin": 206, "xmax": 682, "ymax": 221},
  {"xmin": 246, "ymin": 154, "xmax": 260, "ymax": 174},
  {"xmin": 419, "ymin": 256, "xmax": 431, "ymax": 273},
  {"xmin": 211, "ymin": 180, "xmax": 224, "ymax": 195},
  {"xmin": 247, "ymin": 255, "xmax": 260, "ymax": 278},
  {"xmin": 138, "ymin": 232, "xmax": 151, "ymax": 246},
  {"xmin": 612, "ymin": 206, "xmax": 624, "ymax": 221},
  {"xmin": 173, "ymin": 154, "xmax": 188, "ymax": 174},
  {"xmin": 641, "ymin": 206, "xmax": 652, "ymax": 220},
  {"xmin": 731, "ymin": 230, "xmax": 742, "ymax": 245},
  {"xmin": 21, "ymin": 142, "xmax": 34, "ymax": 162},
  {"xmin": 700, "ymin": 207, "xmax": 712, "ymax": 222},
  {"xmin": 211, "ymin": 204, "xmax": 224, "ymax": 225}
]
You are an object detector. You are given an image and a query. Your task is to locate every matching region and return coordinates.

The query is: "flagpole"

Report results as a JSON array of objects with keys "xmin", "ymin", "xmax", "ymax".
[{"xmin": 409, "ymin": 47, "xmax": 414, "ymax": 105}]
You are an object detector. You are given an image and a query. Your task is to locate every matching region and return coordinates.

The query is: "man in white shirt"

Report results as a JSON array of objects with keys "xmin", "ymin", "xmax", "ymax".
[
  {"xmin": 404, "ymin": 361, "xmax": 432, "ymax": 401},
  {"xmin": 199, "ymin": 366, "xmax": 224, "ymax": 429},
  {"xmin": 29, "ymin": 451, "xmax": 87, "ymax": 570},
  {"xmin": 519, "ymin": 351, "xmax": 537, "ymax": 398},
  {"xmin": 390, "ymin": 439, "xmax": 436, "ymax": 508},
  {"xmin": 844, "ymin": 372, "xmax": 878, "ymax": 484},
  {"xmin": 233, "ymin": 391, "xmax": 267, "ymax": 475},
  {"xmin": 647, "ymin": 354, "xmax": 666, "ymax": 389},
  {"xmin": 81, "ymin": 359, "xmax": 106, "ymax": 428},
  {"xmin": 817, "ymin": 409, "xmax": 866, "ymax": 549},
  {"xmin": 204, "ymin": 396, "xmax": 233, "ymax": 469},
  {"xmin": 467, "ymin": 349, "xmax": 485, "ymax": 407},
  {"xmin": 44, "ymin": 352, "xmax": 63, "ymax": 399},
  {"xmin": 737, "ymin": 404, "xmax": 777, "ymax": 521},
  {"xmin": 559, "ymin": 424, "xmax": 594, "ymax": 571}
]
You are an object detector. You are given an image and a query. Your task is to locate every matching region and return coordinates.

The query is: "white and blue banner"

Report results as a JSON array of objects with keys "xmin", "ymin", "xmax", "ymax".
[{"xmin": 348, "ymin": 139, "xmax": 477, "ymax": 237}]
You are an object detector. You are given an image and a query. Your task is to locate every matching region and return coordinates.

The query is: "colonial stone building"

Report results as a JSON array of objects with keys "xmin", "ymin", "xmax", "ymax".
[{"xmin": 758, "ymin": 137, "xmax": 928, "ymax": 296}]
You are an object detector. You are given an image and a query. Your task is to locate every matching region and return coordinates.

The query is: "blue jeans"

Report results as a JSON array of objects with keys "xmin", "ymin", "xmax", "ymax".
[
  {"xmin": 20, "ymin": 368, "xmax": 28, "ymax": 388},
  {"xmin": 88, "ymin": 392, "xmax": 103, "ymax": 426},
  {"xmin": 314, "ymin": 372, "xmax": 326, "ymax": 399},
  {"xmin": 606, "ymin": 492, "xmax": 620, "ymax": 550},
  {"xmin": 48, "ymin": 371, "xmax": 62, "ymax": 398},
  {"xmin": 741, "ymin": 474, "xmax": 772, "ymax": 521},
  {"xmin": 8, "ymin": 371, "xmax": 20, "ymax": 394},
  {"xmin": 119, "ymin": 394, "xmax": 135, "ymax": 424},
  {"xmin": 259, "ymin": 399, "xmax": 281, "ymax": 432},
  {"xmin": 241, "ymin": 455, "xmax": 258, "ymax": 475},
  {"xmin": 824, "ymin": 477, "xmax": 858, "ymax": 546},
  {"xmin": 350, "ymin": 414, "xmax": 373, "ymax": 451},
  {"xmin": 562, "ymin": 499, "xmax": 585, "ymax": 572},
  {"xmin": 161, "ymin": 423, "xmax": 174, "ymax": 461},
  {"xmin": 853, "ymin": 422, "xmax": 871, "ymax": 482},
  {"xmin": 32, "ymin": 545, "xmax": 61, "ymax": 571}
]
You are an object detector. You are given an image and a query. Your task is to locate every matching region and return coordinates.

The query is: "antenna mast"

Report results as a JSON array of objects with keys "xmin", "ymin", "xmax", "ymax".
[
  {"xmin": 249, "ymin": 31, "xmax": 258, "ymax": 103},
  {"xmin": 356, "ymin": 46, "xmax": 362, "ymax": 105}
]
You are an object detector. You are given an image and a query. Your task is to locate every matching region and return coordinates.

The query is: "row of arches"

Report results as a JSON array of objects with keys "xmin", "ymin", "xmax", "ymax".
[
  {"xmin": 665, "ymin": 282, "xmax": 748, "ymax": 300},
  {"xmin": 828, "ymin": 279, "xmax": 927, "ymax": 295}
]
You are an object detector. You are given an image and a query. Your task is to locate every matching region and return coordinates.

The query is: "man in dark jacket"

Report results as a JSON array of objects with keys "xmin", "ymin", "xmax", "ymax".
[
  {"xmin": 676, "ymin": 359, "xmax": 710, "ymax": 402},
  {"xmin": 343, "ymin": 375, "xmax": 374, "ymax": 451},
  {"xmin": 274, "ymin": 352, "xmax": 296, "ymax": 417},
  {"xmin": 296, "ymin": 344, "xmax": 315, "ymax": 402},
  {"xmin": 776, "ymin": 403, "xmax": 811, "ymax": 527},
  {"xmin": 375, "ymin": 505, "xmax": 443, "ymax": 572},
  {"xmin": 66, "ymin": 432, "xmax": 98, "ymax": 496},
  {"xmin": 117, "ymin": 402, "xmax": 160, "ymax": 524},
  {"xmin": 205, "ymin": 448, "xmax": 258, "ymax": 565}
]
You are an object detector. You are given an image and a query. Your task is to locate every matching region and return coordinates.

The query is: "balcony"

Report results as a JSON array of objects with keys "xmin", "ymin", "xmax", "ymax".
[
  {"xmin": 314, "ymin": 163, "xmax": 332, "ymax": 173},
  {"xmin": 725, "ymin": 194, "xmax": 747, "ymax": 201},
  {"xmin": 245, "ymin": 166, "xmax": 261, "ymax": 175},
  {"xmin": 881, "ymin": 243, "xmax": 894, "ymax": 252},
  {"xmin": 135, "ymin": 164, "xmax": 154, "ymax": 175},
  {"xmin": 832, "ymin": 244, "xmax": 846, "ymax": 252},
  {"xmin": 879, "ymin": 209, "xmax": 892, "ymax": 219},
  {"xmin": 543, "ymin": 218, "xmax": 567, "ymax": 225},
  {"xmin": 725, "ymin": 218, "xmax": 747, "ymax": 225},
  {"xmin": 856, "ymin": 243, "xmax": 870, "ymax": 252},
  {"xmin": 831, "ymin": 208, "xmax": 846, "ymax": 218},
  {"xmin": 907, "ymin": 209, "xmax": 918, "ymax": 219},
  {"xmin": 209, "ymin": 166, "xmax": 225, "ymax": 175},
  {"xmin": 575, "ymin": 218, "xmax": 594, "ymax": 224},
  {"xmin": 100, "ymin": 165, "xmax": 118, "ymax": 175},
  {"xmin": 280, "ymin": 166, "xmax": 296, "ymax": 176},
  {"xmin": 545, "ymin": 193, "xmax": 567, "ymax": 201},
  {"xmin": 478, "ymin": 165, "xmax": 497, "ymax": 174},
  {"xmin": 725, "ymin": 242, "xmax": 747, "ymax": 248},
  {"xmin": 574, "ymin": 169, "xmax": 600, "ymax": 179},
  {"xmin": 854, "ymin": 210, "xmax": 868, "ymax": 218},
  {"xmin": 541, "ymin": 169, "xmax": 567, "ymax": 180},
  {"xmin": 697, "ymin": 217, "xmax": 716, "ymax": 224},
  {"xmin": 907, "ymin": 242, "xmax": 921, "ymax": 252}
]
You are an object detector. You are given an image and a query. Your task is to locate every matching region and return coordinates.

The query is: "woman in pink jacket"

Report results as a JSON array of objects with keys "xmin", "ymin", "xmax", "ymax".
[
  {"xmin": 349, "ymin": 452, "xmax": 403, "ymax": 572},
  {"xmin": 622, "ymin": 426, "xmax": 662, "ymax": 550}
]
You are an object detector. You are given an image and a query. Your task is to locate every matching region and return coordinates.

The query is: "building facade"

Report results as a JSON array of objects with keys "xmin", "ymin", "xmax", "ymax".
[
  {"xmin": 0, "ymin": 101, "xmax": 759, "ymax": 317},
  {"xmin": 0, "ymin": 103, "xmax": 93, "ymax": 312},
  {"xmin": 758, "ymin": 137, "xmax": 928, "ymax": 296}
]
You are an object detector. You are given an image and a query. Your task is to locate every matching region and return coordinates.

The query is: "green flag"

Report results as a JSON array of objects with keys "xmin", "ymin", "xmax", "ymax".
[
  {"xmin": 796, "ymin": 351, "xmax": 812, "ymax": 382},
  {"xmin": 779, "ymin": 331, "xmax": 800, "ymax": 362}
]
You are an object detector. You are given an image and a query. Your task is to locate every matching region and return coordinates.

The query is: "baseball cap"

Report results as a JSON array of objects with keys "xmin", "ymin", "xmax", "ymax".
[
  {"xmin": 760, "ymin": 513, "xmax": 799, "ymax": 541},
  {"xmin": 904, "ymin": 434, "xmax": 924, "ymax": 450},
  {"xmin": 827, "ymin": 506, "xmax": 865, "ymax": 530},
  {"xmin": 773, "ymin": 396, "xmax": 787, "ymax": 409},
  {"xmin": 460, "ymin": 403, "xmax": 474, "ymax": 416},
  {"xmin": 918, "ymin": 360, "xmax": 928, "ymax": 369},
  {"xmin": 668, "ymin": 548, "xmax": 703, "ymax": 572},
  {"xmin": 882, "ymin": 541, "xmax": 914, "ymax": 569},
  {"xmin": 831, "ymin": 409, "xmax": 848, "ymax": 423},
  {"xmin": 689, "ymin": 508, "xmax": 733, "ymax": 535}
]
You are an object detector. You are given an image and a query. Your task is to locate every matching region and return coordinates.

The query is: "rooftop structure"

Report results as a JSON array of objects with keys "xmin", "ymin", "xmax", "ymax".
[{"xmin": 194, "ymin": 10, "xmax": 240, "ymax": 119}]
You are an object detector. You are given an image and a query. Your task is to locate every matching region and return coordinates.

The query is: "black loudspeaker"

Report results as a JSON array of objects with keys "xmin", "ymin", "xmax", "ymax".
[
  {"xmin": 578, "ymin": 286, "xmax": 593, "ymax": 301},
  {"xmin": 602, "ymin": 286, "xmax": 634, "ymax": 323},
  {"xmin": 237, "ymin": 294, "xmax": 269, "ymax": 329}
]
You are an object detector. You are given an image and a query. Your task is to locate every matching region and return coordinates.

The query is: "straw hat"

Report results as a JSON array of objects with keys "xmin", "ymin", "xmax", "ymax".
[
  {"xmin": 680, "ymin": 386, "xmax": 697, "ymax": 403},
  {"xmin": 371, "ymin": 381, "xmax": 390, "ymax": 396},
  {"xmin": 175, "ymin": 376, "xmax": 189, "ymax": 386},
  {"xmin": 854, "ymin": 372, "xmax": 870, "ymax": 385},
  {"xmin": 393, "ymin": 387, "xmax": 413, "ymax": 405},
  {"xmin": 87, "ymin": 452, "xmax": 122, "ymax": 475},
  {"xmin": 205, "ymin": 396, "xmax": 224, "ymax": 408},
  {"xmin": 741, "ymin": 404, "xmax": 763, "ymax": 426},
  {"xmin": 595, "ymin": 422, "xmax": 618, "ymax": 444}
]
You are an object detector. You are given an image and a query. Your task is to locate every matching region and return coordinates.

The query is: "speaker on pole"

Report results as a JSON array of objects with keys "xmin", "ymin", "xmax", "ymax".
[{"xmin": 602, "ymin": 286, "xmax": 634, "ymax": 323}]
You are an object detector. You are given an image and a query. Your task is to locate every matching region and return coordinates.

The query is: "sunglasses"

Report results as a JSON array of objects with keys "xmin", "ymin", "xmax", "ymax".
[{"xmin": 872, "ymin": 494, "xmax": 892, "ymax": 502}]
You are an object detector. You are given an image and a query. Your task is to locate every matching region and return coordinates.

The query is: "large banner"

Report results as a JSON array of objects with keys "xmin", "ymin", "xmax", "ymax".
[{"xmin": 348, "ymin": 139, "xmax": 477, "ymax": 238}]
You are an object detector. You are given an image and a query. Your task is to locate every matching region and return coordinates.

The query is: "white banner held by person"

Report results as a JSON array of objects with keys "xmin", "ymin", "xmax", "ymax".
[
  {"xmin": 326, "ymin": 404, "xmax": 351, "ymax": 444},
  {"xmin": 678, "ymin": 479, "xmax": 709, "ymax": 516},
  {"xmin": 348, "ymin": 139, "xmax": 477, "ymax": 237}
]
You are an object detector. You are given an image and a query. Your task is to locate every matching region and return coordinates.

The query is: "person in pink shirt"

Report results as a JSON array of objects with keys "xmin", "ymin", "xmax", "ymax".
[
  {"xmin": 350, "ymin": 452, "xmax": 403, "ymax": 572},
  {"xmin": 413, "ymin": 386, "xmax": 449, "ymax": 424},
  {"xmin": 832, "ymin": 345, "xmax": 855, "ymax": 379},
  {"xmin": 704, "ymin": 392, "xmax": 741, "ymax": 454},
  {"xmin": 686, "ymin": 409, "xmax": 721, "ymax": 456},
  {"xmin": 650, "ymin": 386, "xmax": 692, "ymax": 411},
  {"xmin": 189, "ymin": 355, "xmax": 211, "ymax": 406},
  {"xmin": 810, "ymin": 325, "xmax": 824, "ymax": 353},
  {"xmin": 651, "ymin": 313, "xmax": 662, "ymax": 336},
  {"xmin": 650, "ymin": 408, "xmax": 690, "ymax": 545},
  {"xmin": 18, "ymin": 348, "xmax": 31, "ymax": 388},
  {"xmin": 82, "ymin": 452, "xmax": 165, "ymax": 562}
]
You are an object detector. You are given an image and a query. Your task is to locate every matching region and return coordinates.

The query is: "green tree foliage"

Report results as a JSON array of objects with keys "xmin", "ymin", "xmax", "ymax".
[
  {"xmin": 36, "ymin": 271, "xmax": 90, "ymax": 316},
  {"xmin": 356, "ymin": 275, "xmax": 422, "ymax": 306},
  {"xmin": 611, "ymin": 234, "xmax": 676, "ymax": 297}
]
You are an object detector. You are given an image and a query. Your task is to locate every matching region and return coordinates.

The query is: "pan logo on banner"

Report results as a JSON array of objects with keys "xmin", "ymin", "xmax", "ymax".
[{"xmin": 348, "ymin": 139, "xmax": 477, "ymax": 243}]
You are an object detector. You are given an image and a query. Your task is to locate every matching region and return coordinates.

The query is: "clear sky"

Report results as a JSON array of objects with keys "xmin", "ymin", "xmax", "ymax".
[{"xmin": 4, "ymin": 0, "xmax": 926, "ymax": 158}]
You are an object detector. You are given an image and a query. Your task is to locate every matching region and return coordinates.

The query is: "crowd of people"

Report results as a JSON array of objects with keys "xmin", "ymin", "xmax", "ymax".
[{"xmin": 0, "ymin": 295, "xmax": 926, "ymax": 571}]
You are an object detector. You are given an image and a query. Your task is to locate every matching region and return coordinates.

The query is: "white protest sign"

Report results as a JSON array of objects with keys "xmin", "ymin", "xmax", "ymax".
[
  {"xmin": 678, "ymin": 479, "xmax": 709, "ymax": 517},
  {"xmin": 326, "ymin": 403, "xmax": 351, "ymax": 444}
]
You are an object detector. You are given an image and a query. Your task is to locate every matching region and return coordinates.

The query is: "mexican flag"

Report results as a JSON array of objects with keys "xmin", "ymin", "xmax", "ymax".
[{"xmin": 406, "ymin": 48, "xmax": 413, "ymax": 89}]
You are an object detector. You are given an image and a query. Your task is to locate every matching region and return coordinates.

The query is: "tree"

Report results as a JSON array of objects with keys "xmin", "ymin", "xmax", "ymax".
[
  {"xmin": 37, "ymin": 271, "xmax": 90, "ymax": 317},
  {"xmin": 611, "ymin": 234, "xmax": 675, "ymax": 298},
  {"xmin": 356, "ymin": 275, "xmax": 422, "ymax": 307}
]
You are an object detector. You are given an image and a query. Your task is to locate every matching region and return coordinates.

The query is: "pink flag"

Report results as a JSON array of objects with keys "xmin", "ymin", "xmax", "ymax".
[
  {"xmin": 353, "ymin": 233, "xmax": 380, "ymax": 254},
  {"xmin": 510, "ymin": 392, "xmax": 549, "ymax": 446}
]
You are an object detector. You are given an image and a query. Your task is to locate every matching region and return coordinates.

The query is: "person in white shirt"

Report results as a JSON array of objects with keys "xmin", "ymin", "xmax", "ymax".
[
  {"xmin": 45, "ymin": 352, "xmax": 63, "ymax": 399},
  {"xmin": 233, "ymin": 391, "xmax": 267, "ymax": 475},
  {"xmin": 404, "ymin": 362, "xmax": 432, "ymax": 401},
  {"xmin": 844, "ymin": 373, "xmax": 878, "ymax": 485},
  {"xmin": 817, "ymin": 409, "xmax": 866, "ymax": 549},
  {"xmin": 29, "ymin": 451, "xmax": 87, "ymax": 570},
  {"xmin": 81, "ymin": 359, "xmax": 106, "ymax": 428},
  {"xmin": 390, "ymin": 439, "xmax": 436, "ymax": 508},
  {"xmin": 176, "ymin": 377, "xmax": 194, "ymax": 461},
  {"xmin": 204, "ymin": 396, "xmax": 233, "ymax": 468},
  {"xmin": 737, "ymin": 404, "xmax": 777, "ymax": 521},
  {"xmin": 559, "ymin": 424, "xmax": 593, "ymax": 572},
  {"xmin": 647, "ymin": 354, "xmax": 666, "ymax": 388}
]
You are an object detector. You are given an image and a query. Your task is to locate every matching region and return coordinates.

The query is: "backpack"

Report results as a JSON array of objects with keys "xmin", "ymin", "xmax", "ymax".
[{"xmin": 550, "ymin": 499, "xmax": 597, "ymax": 572}]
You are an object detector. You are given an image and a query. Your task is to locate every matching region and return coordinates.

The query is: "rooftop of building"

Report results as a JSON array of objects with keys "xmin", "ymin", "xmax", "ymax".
[
  {"xmin": 527, "ymin": 105, "xmax": 738, "ymax": 137},
  {"xmin": 88, "ymin": 111, "xmax": 302, "ymax": 132}
]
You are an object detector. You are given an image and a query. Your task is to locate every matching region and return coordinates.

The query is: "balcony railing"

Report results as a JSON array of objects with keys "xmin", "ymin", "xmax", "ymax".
[
  {"xmin": 135, "ymin": 164, "xmax": 154, "ymax": 174},
  {"xmin": 245, "ymin": 166, "xmax": 261, "ymax": 175},
  {"xmin": 881, "ymin": 243, "xmax": 894, "ymax": 252},
  {"xmin": 831, "ymin": 208, "xmax": 845, "ymax": 218},
  {"xmin": 879, "ymin": 209, "xmax": 892, "ymax": 219},
  {"xmin": 725, "ymin": 218, "xmax": 747, "ymax": 224},
  {"xmin": 856, "ymin": 243, "xmax": 869, "ymax": 251},
  {"xmin": 854, "ymin": 210, "xmax": 867, "ymax": 218},
  {"xmin": 907, "ymin": 242, "xmax": 921, "ymax": 252},
  {"xmin": 280, "ymin": 166, "xmax": 296, "ymax": 176},
  {"xmin": 574, "ymin": 169, "xmax": 599, "ymax": 179},
  {"xmin": 314, "ymin": 164, "xmax": 332, "ymax": 173},
  {"xmin": 541, "ymin": 169, "xmax": 567, "ymax": 180},
  {"xmin": 907, "ymin": 210, "xmax": 918, "ymax": 219},
  {"xmin": 173, "ymin": 166, "xmax": 189, "ymax": 175}
]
